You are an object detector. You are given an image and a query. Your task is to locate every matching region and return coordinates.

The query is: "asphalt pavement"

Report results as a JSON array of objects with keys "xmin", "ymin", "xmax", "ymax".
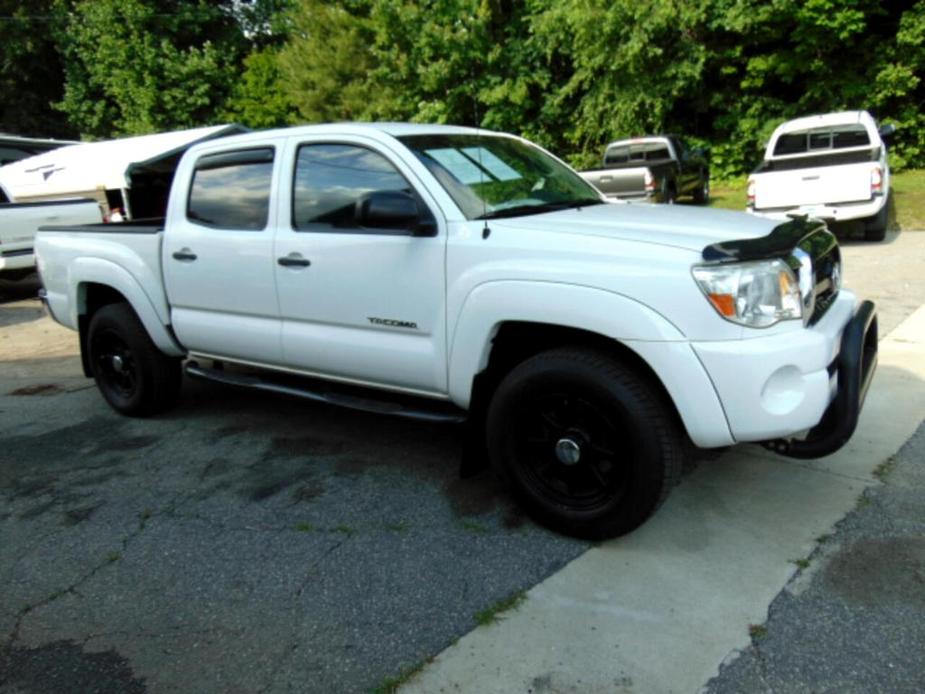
[
  {"xmin": 0, "ymin": 278, "xmax": 589, "ymax": 693},
  {"xmin": 1, "ymin": 229, "xmax": 924, "ymax": 694},
  {"xmin": 705, "ymin": 422, "xmax": 925, "ymax": 694}
]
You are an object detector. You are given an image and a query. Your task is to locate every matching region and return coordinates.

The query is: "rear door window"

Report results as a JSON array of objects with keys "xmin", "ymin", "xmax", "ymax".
[{"xmin": 187, "ymin": 148, "xmax": 275, "ymax": 230}]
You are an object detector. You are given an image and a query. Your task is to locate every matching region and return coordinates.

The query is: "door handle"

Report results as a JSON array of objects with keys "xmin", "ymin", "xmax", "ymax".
[
  {"xmin": 278, "ymin": 254, "xmax": 311, "ymax": 268},
  {"xmin": 600, "ymin": 176, "xmax": 613, "ymax": 183},
  {"xmin": 172, "ymin": 248, "xmax": 197, "ymax": 262}
]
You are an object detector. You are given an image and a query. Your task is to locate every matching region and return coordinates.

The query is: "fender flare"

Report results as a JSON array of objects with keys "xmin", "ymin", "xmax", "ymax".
[
  {"xmin": 69, "ymin": 257, "xmax": 184, "ymax": 357},
  {"xmin": 447, "ymin": 280, "xmax": 684, "ymax": 406},
  {"xmin": 447, "ymin": 280, "xmax": 734, "ymax": 447}
]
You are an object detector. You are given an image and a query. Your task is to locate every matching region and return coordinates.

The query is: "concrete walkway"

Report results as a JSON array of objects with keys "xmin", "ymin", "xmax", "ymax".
[{"xmin": 402, "ymin": 306, "xmax": 925, "ymax": 693}]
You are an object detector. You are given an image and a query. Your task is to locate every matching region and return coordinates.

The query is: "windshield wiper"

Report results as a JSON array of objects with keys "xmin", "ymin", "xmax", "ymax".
[{"xmin": 475, "ymin": 198, "xmax": 604, "ymax": 220}]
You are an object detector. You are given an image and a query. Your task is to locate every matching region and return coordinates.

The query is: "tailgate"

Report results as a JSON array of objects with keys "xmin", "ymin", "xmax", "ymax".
[
  {"xmin": 755, "ymin": 163, "xmax": 873, "ymax": 209},
  {"xmin": 580, "ymin": 167, "xmax": 648, "ymax": 197}
]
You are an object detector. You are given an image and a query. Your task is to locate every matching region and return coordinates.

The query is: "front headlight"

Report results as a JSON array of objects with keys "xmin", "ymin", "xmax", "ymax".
[{"xmin": 692, "ymin": 259, "xmax": 802, "ymax": 328}]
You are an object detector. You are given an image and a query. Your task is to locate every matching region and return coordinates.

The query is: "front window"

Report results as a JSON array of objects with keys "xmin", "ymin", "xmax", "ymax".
[{"xmin": 398, "ymin": 134, "xmax": 602, "ymax": 220}]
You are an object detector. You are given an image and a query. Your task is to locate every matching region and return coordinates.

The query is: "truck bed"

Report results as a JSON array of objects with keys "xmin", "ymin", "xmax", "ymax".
[{"xmin": 35, "ymin": 219, "xmax": 170, "ymax": 333}]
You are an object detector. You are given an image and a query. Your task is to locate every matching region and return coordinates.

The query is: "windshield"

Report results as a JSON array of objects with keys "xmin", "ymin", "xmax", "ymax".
[{"xmin": 398, "ymin": 133, "xmax": 603, "ymax": 220}]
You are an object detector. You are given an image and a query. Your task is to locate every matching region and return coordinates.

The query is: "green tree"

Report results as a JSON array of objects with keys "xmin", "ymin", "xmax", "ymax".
[
  {"xmin": 53, "ymin": 0, "xmax": 246, "ymax": 138},
  {"xmin": 277, "ymin": 0, "xmax": 376, "ymax": 122},
  {"xmin": 223, "ymin": 46, "xmax": 298, "ymax": 128},
  {"xmin": 0, "ymin": 1, "xmax": 73, "ymax": 137}
]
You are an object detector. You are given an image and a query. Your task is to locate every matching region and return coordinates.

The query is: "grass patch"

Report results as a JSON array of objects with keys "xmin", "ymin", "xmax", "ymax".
[
  {"xmin": 814, "ymin": 532, "xmax": 833, "ymax": 544},
  {"xmin": 294, "ymin": 521, "xmax": 314, "ymax": 533},
  {"xmin": 105, "ymin": 551, "xmax": 121, "ymax": 564},
  {"xmin": 790, "ymin": 558, "xmax": 810, "ymax": 570},
  {"xmin": 709, "ymin": 168, "xmax": 925, "ymax": 230},
  {"xmin": 891, "ymin": 169, "xmax": 925, "ymax": 230},
  {"xmin": 460, "ymin": 519, "xmax": 490, "ymax": 534},
  {"xmin": 372, "ymin": 658, "xmax": 434, "ymax": 694},
  {"xmin": 748, "ymin": 623, "xmax": 768, "ymax": 639},
  {"xmin": 473, "ymin": 591, "xmax": 526, "ymax": 627},
  {"xmin": 872, "ymin": 455, "xmax": 898, "ymax": 483},
  {"xmin": 333, "ymin": 524, "xmax": 356, "ymax": 537}
]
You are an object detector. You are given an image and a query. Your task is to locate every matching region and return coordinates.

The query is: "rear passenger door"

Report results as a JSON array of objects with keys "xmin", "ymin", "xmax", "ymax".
[
  {"xmin": 163, "ymin": 143, "xmax": 283, "ymax": 364},
  {"xmin": 273, "ymin": 137, "xmax": 448, "ymax": 395}
]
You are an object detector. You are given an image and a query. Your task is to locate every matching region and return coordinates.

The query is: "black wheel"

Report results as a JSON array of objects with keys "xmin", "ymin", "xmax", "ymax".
[
  {"xmin": 87, "ymin": 302, "xmax": 181, "ymax": 416},
  {"xmin": 864, "ymin": 195, "xmax": 889, "ymax": 242},
  {"xmin": 693, "ymin": 177, "xmax": 710, "ymax": 204},
  {"xmin": 486, "ymin": 347, "xmax": 685, "ymax": 539}
]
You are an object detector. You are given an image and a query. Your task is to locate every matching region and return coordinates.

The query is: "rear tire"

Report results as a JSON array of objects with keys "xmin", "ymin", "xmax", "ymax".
[
  {"xmin": 485, "ymin": 347, "xmax": 685, "ymax": 539},
  {"xmin": 693, "ymin": 177, "xmax": 710, "ymax": 204},
  {"xmin": 87, "ymin": 302, "xmax": 181, "ymax": 416},
  {"xmin": 864, "ymin": 195, "xmax": 889, "ymax": 242},
  {"xmin": 663, "ymin": 184, "xmax": 677, "ymax": 205}
]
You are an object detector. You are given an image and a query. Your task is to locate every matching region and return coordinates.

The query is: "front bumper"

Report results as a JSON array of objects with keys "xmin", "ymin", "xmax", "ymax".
[
  {"xmin": 691, "ymin": 291, "xmax": 877, "ymax": 456},
  {"xmin": 763, "ymin": 300, "xmax": 877, "ymax": 458}
]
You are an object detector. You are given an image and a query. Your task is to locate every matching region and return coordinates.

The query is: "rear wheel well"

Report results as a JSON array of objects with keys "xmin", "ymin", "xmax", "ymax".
[
  {"xmin": 470, "ymin": 322, "xmax": 685, "ymax": 435},
  {"xmin": 78, "ymin": 283, "xmax": 130, "ymax": 377}
]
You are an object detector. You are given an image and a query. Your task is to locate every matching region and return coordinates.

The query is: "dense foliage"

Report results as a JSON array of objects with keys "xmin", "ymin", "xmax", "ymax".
[{"xmin": 1, "ymin": 0, "xmax": 923, "ymax": 176}]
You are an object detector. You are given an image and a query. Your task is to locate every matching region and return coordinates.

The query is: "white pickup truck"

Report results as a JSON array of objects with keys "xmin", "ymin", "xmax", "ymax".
[
  {"xmin": 747, "ymin": 111, "xmax": 894, "ymax": 241},
  {"xmin": 36, "ymin": 123, "xmax": 878, "ymax": 538},
  {"xmin": 0, "ymin": 183, "xmax": 102, "ymax": 280}
]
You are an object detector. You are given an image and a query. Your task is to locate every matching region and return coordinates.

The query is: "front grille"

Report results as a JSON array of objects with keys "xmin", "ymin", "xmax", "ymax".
[{"xmin": 794, "ymin": 229, "xmax": 840, "ymax": 325}]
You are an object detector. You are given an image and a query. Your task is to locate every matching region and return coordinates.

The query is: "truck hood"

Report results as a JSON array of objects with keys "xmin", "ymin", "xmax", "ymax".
[{"xmin": 492, "ymin": 202, "xmax": 779, "ymax": 254}]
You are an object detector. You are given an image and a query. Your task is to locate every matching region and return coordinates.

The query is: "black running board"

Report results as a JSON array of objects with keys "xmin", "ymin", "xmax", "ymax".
[{"xmin": 185, "ymin": 362, "xmax": 467, "ymax": 424}]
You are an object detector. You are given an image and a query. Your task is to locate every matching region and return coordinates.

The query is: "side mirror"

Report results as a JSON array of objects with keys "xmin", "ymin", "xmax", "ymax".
[
  {"xmin": 879, "ymin": 123, "xmax": 896, "ymax": 140},
  {"xmin": 356, "ymin": 191, "xmax": 430, "ymax": 234}
]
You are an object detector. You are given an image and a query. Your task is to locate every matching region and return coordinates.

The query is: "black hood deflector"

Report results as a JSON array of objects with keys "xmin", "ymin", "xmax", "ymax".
[{"xmin": 702, "ymin": 216, "xmax": 829, "ymax": 263}]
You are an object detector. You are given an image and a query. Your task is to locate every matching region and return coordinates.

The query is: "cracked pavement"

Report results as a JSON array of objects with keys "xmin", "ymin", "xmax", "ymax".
[{"xmin": 0, "ymin": 279, "xmax": 588, "ymax": 694}]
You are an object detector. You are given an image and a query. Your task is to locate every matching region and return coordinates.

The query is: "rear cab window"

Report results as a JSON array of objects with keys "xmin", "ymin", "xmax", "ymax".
[
  {"xmin": 187, "ymin": 148, "xmax": 275, "ymax": 230},
  {"xmin": 604, "ymin": 141, "xmax": 672, "ymax": 165},
  {"xmin": 773, "ymin": 125, "xmax": 871, "ymax": 157}
]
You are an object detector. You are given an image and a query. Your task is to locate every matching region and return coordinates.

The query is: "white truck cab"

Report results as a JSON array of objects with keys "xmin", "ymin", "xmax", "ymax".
[
  {"xmin": 747, "ymin": 111, "xmax": 894, "ymax": 241},
  {"xmin": 35, "ymin": 123, "xmax": 878, "ymax": 538}
]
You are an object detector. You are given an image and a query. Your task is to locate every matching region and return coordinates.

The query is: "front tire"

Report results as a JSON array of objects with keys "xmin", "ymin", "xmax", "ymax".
[
  {"xmin": 87, "ymin": 303, "xmax": 181, "ymax": 416},
  {"xmin": 486, "ymin": 347, "xmax": 685, "ymax": 539}
]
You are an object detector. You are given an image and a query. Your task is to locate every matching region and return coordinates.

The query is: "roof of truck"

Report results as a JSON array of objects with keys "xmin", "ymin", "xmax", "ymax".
[{"xmin": 774, "ymin": 111, "xmax": 871, "ymax": 135}]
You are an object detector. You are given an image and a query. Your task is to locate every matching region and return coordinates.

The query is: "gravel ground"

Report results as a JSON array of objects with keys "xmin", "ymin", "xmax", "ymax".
[{"xmin": 705, "ymin": 422, "xmax": 925, "ymax": 694}]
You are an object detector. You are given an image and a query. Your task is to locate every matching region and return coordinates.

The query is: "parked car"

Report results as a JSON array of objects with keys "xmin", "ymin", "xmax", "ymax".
[
  {"xmin": 36, "ymin": 123, "xmax": 877, "ymax": 539},
  {"xmin": 580, "ymin": 136, "xmax": 710, "ymax": 204},
  {"xmin": 0, "ymin": 184, "xmax": 102, "ymax": 280},
  {"xmin": 747, "ymin": 111, "xmax": 894, "ymax": 242}
]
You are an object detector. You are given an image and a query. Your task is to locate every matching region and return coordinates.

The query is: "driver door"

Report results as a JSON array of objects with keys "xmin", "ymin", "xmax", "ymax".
[{"xmin": 273, "ymin": 137, "xmax": 448, "ymax": 396}]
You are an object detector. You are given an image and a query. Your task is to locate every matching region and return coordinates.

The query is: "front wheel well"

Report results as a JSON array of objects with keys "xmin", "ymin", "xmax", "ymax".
[
  {"xmin": 470, "ymin": 322, "xmax": 685, "ymax": 436},
  {"xmin": 77, "ymin": 283, "xmax": 130, "ymax": 377}
]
